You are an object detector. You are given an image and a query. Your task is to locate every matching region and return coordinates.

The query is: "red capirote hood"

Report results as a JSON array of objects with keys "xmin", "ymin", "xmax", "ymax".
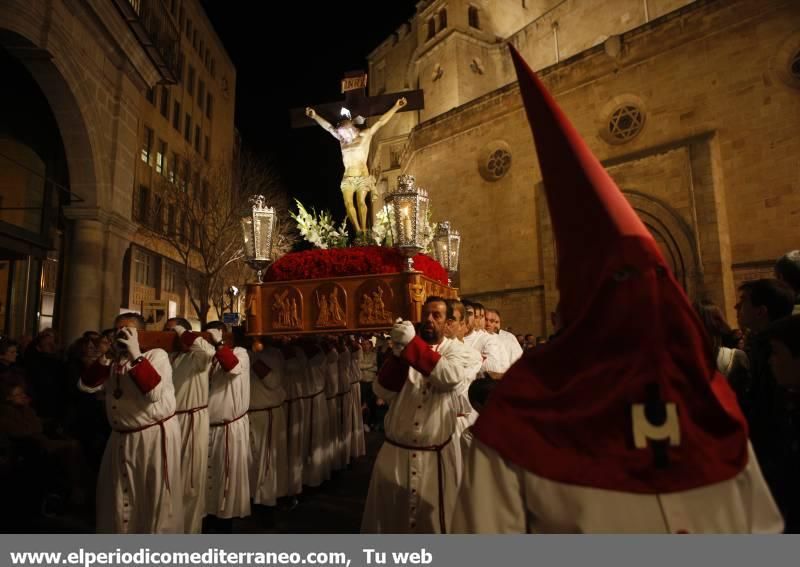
[{"xmin": 472, "ymin": 45, "xmax": 748, "ymax": 493}]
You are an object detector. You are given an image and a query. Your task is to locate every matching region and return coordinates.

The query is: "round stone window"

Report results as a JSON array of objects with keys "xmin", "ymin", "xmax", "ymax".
[
  {"xmin": 478, "ymin": 141, "xmax": 512, "ymax": 181},
  {"xmin": 773, "ymin": 33, "xmax": 800, "ymax": 89},
  {"xmin": 791, "ymin": 49, "xmax": 800, "ymax": 79},
  {"xmin": 608, "ymin": 104, "xmax": 645, "ymax": 142}
]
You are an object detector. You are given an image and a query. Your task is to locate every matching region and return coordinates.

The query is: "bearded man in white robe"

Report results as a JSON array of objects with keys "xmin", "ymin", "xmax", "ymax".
[{"xmin": 361, "ymin": 296, "xmax": 481, "ymax": 534}]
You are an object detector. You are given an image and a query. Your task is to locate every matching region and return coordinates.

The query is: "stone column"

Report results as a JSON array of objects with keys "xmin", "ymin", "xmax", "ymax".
[
  {"xmin": 60, "ymin": 208, "xmax": 136, "ymax": 343},
  {"xmin": 61, "ymin": 210, "xmax": 105, "ymax": 343},
  {"xmin": 101, "ymin": 215, "xmax": 137, "ymax": 327}
]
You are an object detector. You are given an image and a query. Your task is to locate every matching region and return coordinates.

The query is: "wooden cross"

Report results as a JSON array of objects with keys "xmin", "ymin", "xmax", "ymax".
[{"xmin": 290, "ymin": 69, "xmax": 424, "ymax": 128}]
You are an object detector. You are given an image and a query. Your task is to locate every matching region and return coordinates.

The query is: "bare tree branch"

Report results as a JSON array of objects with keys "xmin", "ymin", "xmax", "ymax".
[{"xmin": 136, "ymin": 148, "xmax": 296, "ymax": 325}]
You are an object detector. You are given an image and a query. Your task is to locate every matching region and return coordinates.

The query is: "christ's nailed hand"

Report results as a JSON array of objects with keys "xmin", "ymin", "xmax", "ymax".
[{"xmin": 305, "ymin": 107, "xmax": 316, "ymax": 118}]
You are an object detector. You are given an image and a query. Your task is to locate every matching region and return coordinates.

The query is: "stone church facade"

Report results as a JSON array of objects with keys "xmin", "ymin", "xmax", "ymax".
[{"xmin": 367, "ymin": 0, "xmax": 800, "ymax": 336}]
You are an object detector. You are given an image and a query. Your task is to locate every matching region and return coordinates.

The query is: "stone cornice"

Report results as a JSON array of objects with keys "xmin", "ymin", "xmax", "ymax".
[{"xmin": 62, "ymin": 207, "xmax": 138, "ymax": 240}]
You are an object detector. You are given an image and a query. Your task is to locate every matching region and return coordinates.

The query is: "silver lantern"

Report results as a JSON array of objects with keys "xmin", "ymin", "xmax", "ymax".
[
  {"xmin": 433, "ymin": 221, "xmax": 461, "ymax": 285},
  {"xmin": 385, "ymin": 174, "xmax": 429, "ymax": 272},
  {"xmin": 241, "ymin": 195, "xmax": 277, "ymax": 282}
]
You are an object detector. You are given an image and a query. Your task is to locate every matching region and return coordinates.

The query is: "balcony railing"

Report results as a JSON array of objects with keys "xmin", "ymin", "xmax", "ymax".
[{"xmin": 113, "ymin": 0, "xmax": 180, "ymax": 84}]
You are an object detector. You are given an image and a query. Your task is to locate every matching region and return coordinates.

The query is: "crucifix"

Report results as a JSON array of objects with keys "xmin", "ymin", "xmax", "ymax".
[{"xmin": 290, "ymin": 70, "xmax": 424, "ymax": 234}]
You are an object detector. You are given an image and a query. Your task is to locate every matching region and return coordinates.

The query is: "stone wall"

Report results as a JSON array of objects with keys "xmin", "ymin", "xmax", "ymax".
[
  {"xmin": 396, "ymin": 0, "xmax": 800, "ymax": 333},
  {"xmin": 1, "ymin": 0, "xmax": 161, "ymax": 340}
]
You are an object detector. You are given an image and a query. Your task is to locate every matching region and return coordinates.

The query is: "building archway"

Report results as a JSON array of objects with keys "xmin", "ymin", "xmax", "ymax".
[
  {"xmin": 0, "ymin": 29, "xmax": 102, "ymax": 209},
  {"xmin": 623, "ymin": 190, "xmax": 700, "ymax": 300},
  {"xmin": 539, "ymin": 187, "xmax": 701, "ymax": 335},
  {"xmin": 0, "ymin": 25, "xmax": 102, "ymax": 339}
]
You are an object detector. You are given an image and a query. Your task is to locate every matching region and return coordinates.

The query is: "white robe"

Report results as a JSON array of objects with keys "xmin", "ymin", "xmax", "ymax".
[
  {"xmin": 497, "ymin": 329, "xmax": 523, "ymax": 370},
  {"xmin": 324, "ymin": 348, "xmax": 344, "ymax": 472},
  {"xmin": 282, "ymin": 346, "xmax": 307, "ymax": 495},
  {"xmin": 206, "ymin": 346, "xmax": 251, "ymax": 519},
  {"xmin": 362, "ymin": 337, "xmax": 481, "ymax": 534},
  {"xmin": 80, "ymin": 349, "xmax": 183, "ymax": 533},
  {"xmin": 248, "ymin": 346, "xmax": 289, "ymax": 506},
  {"xmin": 452, "ymin": 439, "xmax": 784, "ymax": 533},
  {"xmin": 451, "ymin": 350, "xmax": 483, "ymax": 487},
  {"xmin": 459, "ymin": 425, "xmax": 475, "ymax": 465},
  {"xmin": 457, "ymin": 330, "xmax": 502, "ymax": 479},
  {"xmin": 337, "ymin": 348, "xmax": 353, "ymax": 467},
  {"xmin": 463, "ymin": 330, "xmax": 505, "ymax": 375},
  {"xmin": 301, "ymin": 347, "xmax": 331, "ymax": 487},
  {"xmin": 170, "ymin": 335, "xmax": 214, "ymax": 533},
  {"xmin": 348, "ymin": 347, "xmax": 366, "ymax": 458}
]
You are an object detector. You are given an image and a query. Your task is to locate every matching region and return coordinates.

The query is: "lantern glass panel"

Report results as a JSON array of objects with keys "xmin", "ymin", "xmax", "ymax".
[
  {"xmin": 253, "ymin": 209, "xmax": 275, "ymax": 260},
  {"xmin": 448, "ymin": 234, "xmax": 461, "ymax": 271},
  {"xmin": 241, "ymin": 217, "xmax": 255, "ymax": 259},
  {"xmin": 394, "ymin": 196, "xmax": 416, "ymax": 246},
  {"xmin": 417, "ymin": 199, "xmax": 429, "ymax": 243},
  {"xmin": 434, "ymin": 237, "xmax": 448, "ymax": 266}
]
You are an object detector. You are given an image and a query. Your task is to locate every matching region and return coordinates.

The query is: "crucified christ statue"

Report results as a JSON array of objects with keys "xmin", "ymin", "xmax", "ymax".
[{"xmin": 305, "ymin": 96, "xmax": 407, "ymax": 233}]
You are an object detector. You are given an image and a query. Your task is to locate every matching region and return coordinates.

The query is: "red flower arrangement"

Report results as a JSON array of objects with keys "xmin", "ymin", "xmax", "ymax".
[{"xmin": 264, "ymin": 246, "xmax": 449, "ymax": 286}]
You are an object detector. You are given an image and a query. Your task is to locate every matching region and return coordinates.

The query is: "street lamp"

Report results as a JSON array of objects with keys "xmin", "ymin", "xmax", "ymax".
[
  {"xmin": 385, "ymin": 174, "xmax": 429, "ymax": 272},
  {"xmin": 432, "ymin": 221, "xmax": 461, "ymax": 285},
  {"xmin": 227, "ymin": 285, "xmax": 240, "ymax": 313},
  {"xmin": 241, "ymin": 195, "xmax": 277, "ymax": 283}
]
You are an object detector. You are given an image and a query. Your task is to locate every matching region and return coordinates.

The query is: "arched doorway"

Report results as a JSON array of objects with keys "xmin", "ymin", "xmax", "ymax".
[
  {"xmin": 624, "ymin": 191, "xmax": 700, "ymax": 299},
  {"xmin": 0, "ymin": 26, "xmax": 100, "ymax": 340},
  {"xmin": 0, "ymin": 44, "xmax": 71, "ymax": 337},
  {"xmin": 538, "ymin": 186, "xmax": 702, "ymax": 336}
]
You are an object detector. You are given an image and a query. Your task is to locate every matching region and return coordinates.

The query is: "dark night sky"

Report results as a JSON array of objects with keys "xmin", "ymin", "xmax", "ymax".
[{"xmin": 200, "ymin": 1, "xmax": 419, "ymax": 218}]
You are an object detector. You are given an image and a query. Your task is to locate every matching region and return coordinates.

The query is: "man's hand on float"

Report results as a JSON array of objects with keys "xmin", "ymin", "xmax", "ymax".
[{"xmin": 390, "ymin": 320, "xmax": 415, "ymax": 355}]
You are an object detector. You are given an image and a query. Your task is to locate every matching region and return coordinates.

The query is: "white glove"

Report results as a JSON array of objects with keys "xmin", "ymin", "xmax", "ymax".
[
  {"xmin": 390, "ymin": 321, "xmax": 415, "ymax": 354},
  {"xmin": 208, "ymin": 328, "xmax": 224, "ymax": 346},
  {"xmin": 391, "ymin": 341, "xmax": 402, "ymax": 357},
  {"xmin": 118, "ymin": 327, "xmax": 142, "ymax": 360},
  {"xmin": 172, "ymin": 324, "xmax": 187, "ymax": 336}
]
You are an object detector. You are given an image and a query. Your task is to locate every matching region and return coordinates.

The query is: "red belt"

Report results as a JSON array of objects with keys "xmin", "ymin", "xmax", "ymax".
[
  {"xmin": 210, "ymin": 412, "xmax": 248, "ymax": 499},
  {"xmin": 385, "ymin": 435, "xmax": 453, "ymax": 534},
  {"xmin": 114, "ymin": 413, "xmax": 176, "ymax": 492},
  {"xmin": 175, "ymin": 405, "xmax": 208, "ymax": 489},
  {"xmin": 248, "ymin": 404, "xmax": 282, "ymax": 473}
]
